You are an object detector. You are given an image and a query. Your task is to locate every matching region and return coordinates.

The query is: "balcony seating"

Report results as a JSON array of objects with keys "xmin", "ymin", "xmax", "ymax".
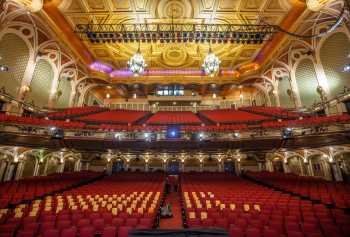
[
  {"xmin": 0, "ymin": 172, "xmax": 100, "ymax": 208},
  {"xmin": 199, "ymin": 109, "xmax": 271, "ymax": 124},
  {"xmin": 181, "ymin": 172, "xmax": 350, "ymax": 237},
  {"xmin": 0, "ymin": 172, "xmax": 163, "ymax": 237},
  {"xmin": 246, "ymin": 171, "xmax": 350, "ymax": 209},
  {"xmin": 146, "ymin": 112, "xmax": 202, "ymax": 125},
  {"xmin": 240, "ymin": 106, "xmax": 305, "ymax": 119},
  {"xmin": 261, "ymin": 114, "xmax": 350, "ymax": 129},
  {"xmin": 76, "ymin": 110, "xmax": 150, "ymax": 125},
  {"xmin": 0, "ymin": 114, "xmax": 86, "ymax": 129},
  {"xmin": 47, "ymin": 107, "xmax": 105, "ymax": 119}
]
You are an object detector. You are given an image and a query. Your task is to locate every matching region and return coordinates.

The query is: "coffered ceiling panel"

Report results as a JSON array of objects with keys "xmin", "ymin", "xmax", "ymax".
[{"xmin": 58, "ymin": 0, "xmax": 291, "ymax": 71}]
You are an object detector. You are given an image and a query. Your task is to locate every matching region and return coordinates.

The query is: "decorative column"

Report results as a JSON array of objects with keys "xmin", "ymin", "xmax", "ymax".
[
  {"xmin": 257, "ymin": 161, "xmax": 263, "ymax": 172},
  {"xmin": 306, "ymin": 159, "xmax": 314, "ymax": 177},
  {"xmin": 15, "ymin": 162, "xmax": 25, "ymax": 180},
  {"xmin": 265, "ymin": 160, "xmax": 274, "ymax": 172},
  {"xmin": 330, "ymin": 161, "xmax": 343, "ymax": 182},
  {"xmin": 74, "ymin": 160, "xmax": 81, "ymax": 172},
  {"xmin": 283, "ymin": 161, "xmax": 290, "ymax": 173},
  {"xmin": 163, "ymin": 160, "xmax": 166, "ymax": 172},
  {"xmin": 181, "ymin": 160, "xmax": 185, "ymax": 172},
  {"xmin": 0, "ymin": 161, "xmax": 8, "ymax": 181},
  {"xmin": 57, "ymin": 160, "xmax": 65, "ymax": 173},
  {"xmin": 199, "ymin": 160, "xmax": 204, "ymax": 172},
  {"xmin": 234, "ymin": 159, "xmax": 241, "ymax": 176},
  {"xmin": 33, "ymin": 159, "xmax": 40, "ymax": 176},
  {"xmin": 3, "ymin": 163, "xmax": 15, "ymax": 181},
  {"xmin": 298, "ymin": 158, "xmax": 305, "ymax": 176},
  {"xmin": 145, "ymin": 160, "xmax": 149, "ymax": 172},
  {"xmin": 218, "ymin": 160, "xmax": 223, "ymax": 172}
]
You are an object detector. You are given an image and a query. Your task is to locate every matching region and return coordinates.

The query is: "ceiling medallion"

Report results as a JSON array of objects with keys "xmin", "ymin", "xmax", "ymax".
[
  {"xmin": 202, "ymin": 47, "xmax": 220, "ymax": 77},
  {"xmin": 127, "ymin": 46, "xmax": 147, "ymax": 77}
]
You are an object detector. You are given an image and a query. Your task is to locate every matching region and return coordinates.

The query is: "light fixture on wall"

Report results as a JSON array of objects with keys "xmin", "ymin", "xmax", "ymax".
[
  {"xmin": 0, "ymin": 56, "xmax": 9, "ymax": 72},
  {"xmin": 343, "ymin": 63, "xmax": 350, "ymax": 72}
]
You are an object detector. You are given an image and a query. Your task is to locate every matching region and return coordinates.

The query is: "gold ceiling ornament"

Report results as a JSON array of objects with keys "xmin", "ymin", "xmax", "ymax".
[{"xmin": 306, "ymin": 0, "xmax": 330, "ymax": 11}]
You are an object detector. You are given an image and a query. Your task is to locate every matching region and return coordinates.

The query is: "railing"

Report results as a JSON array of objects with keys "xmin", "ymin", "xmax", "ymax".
[
  {"xmin": 1, "ymin": 120, "xmax": 349, "ymax": 142},
  {"xmin": 0, "ymin": 91, "xmax": 54, "ymax": 115}
]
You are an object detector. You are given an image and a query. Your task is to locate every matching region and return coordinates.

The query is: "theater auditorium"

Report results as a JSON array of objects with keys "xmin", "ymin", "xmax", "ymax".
[{"xmin": 0, "ymin": 0, "xmax": 350, "ymax": 237}]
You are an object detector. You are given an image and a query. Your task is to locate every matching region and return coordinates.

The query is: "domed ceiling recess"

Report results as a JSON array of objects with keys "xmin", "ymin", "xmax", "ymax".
[{"xmin": 59, "ymin": 0, "xmax": 291, "ymax": 72}]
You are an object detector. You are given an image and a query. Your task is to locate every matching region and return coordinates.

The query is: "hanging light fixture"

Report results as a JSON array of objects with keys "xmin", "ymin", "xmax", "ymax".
[
  {"xmin": 202, "ymin": 46, "xmax": 220, "ymax": 77},
  {"xmin": 127, "ymin": 43, "xmax": 147, "ymax": 76}
]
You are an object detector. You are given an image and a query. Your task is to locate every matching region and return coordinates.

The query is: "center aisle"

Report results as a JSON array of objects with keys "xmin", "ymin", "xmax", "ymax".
[{"xmin": 159, "ymin": 191, "xmax": 183, "ymax": 229}]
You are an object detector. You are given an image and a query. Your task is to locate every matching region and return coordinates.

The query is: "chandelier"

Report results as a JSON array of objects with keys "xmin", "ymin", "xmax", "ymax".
[
  {"xmin": 0, "ymin": 55, "xmax": 8, "ymax": 72},
  {"xmin": 127, "ymin": 47, "xmax": 147, "ymax": 76},
  {"xmin": 202, "ymin": 48, "xmax": 220, "ymax": 77}
]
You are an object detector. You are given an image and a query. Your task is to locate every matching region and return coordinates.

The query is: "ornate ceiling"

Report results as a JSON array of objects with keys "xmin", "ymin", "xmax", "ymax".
[{"xmin": 59, "ymin": 0, "xmax": 291, "ymax": 71}]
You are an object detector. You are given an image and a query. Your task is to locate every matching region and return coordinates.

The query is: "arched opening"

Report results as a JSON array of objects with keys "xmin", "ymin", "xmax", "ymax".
[
  {"xmin": 45, "ymin": 156, "xmax": 59, "ymax": 175},
  {"xmin": 148, "ymin": 158, "xmax": 163, "ymax": 172},
  {"xmin": 0, "ymin": 155, "xmax": 10, "ymax": 181},
  {"xmin": 309, "ymin": 154, "xmax": 331, "ymax": 180},
  {"xmin": 295, "ymin": 58, "xmax": 320, "ymax": 108},
  {"xmin": 0, "ymin": 33, "xmax": 30, "ymax": 97},
  {"xmin": 272, "ymin": 157, "xmax": 284, "ymax": 172},
  {"xmin": 112, "ymin": 158, "xmax": 124, "ymax": 173},
  {"xmin": 56, "ymin": 77, "xmax": 72, "ymax": 108},
  {"xmin": 63, "ymin": 157, "xmax": 76, "ymax": 172},
  {"xmin": 223, "ymin": 158, "xmax": 235, "ymax": 173},
  {"xmin": 166, "ymin": 159, "xmax": 181, "ymax": 174},
  {"xmin": 184, "ymin": 158, "xmax": 200, "ymax": 172},
  {"xmin": 25, "ymin": 59, "xmax": 55, "ymax": 108},
  {"xmin": 203, "ymin": 157, "xmax": 219, "ymax": 172},
  {"xmin": 277, "ymin": 76, "xmax": 294, "ymax": 108},
  {"xmin": 22, "ymin": 154, "xmax": 36, "ymax": 178},
  {"xmin": 287, "ymin": 156, "xmax": 304, "ymax": 175},
  {"xmin": 129, "ymin": 158, "xmax": 145, "ymax": 172},
  {"xmin": 320, "ymin": 32, "xmax": 350, "ymax": 97},
  {"xmin": 334, "ymin": 152, "xmax": 350, "ymax": 183}
]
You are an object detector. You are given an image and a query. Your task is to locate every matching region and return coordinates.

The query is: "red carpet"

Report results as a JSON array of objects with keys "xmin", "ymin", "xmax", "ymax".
[{"xmin": 159, "ymin": 191, "xmax": 183, "ymax": 229}]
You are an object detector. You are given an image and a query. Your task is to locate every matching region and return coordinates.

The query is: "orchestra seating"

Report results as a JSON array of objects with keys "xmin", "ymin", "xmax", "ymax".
[
  {"xmin": 240, "ymin": 106, "xmax": 304, "ymax": 119},
  {"xmin": 146, "ymin": 112, "xmax": 202, "ymax": 125},
  {"xmin": 0, "ymin": 172, "xmax": 163, "ymax": 237},
  {"xmin": 75, "ymin": 110, "xmax": 150, "ymax": 125},
  {"xmin": 199, "ymin": 109, "xmax": 271, "ymax": 124},
  {"xmin": 47, "ymin": 107, "xmax": 106, "ymax": 119},
  {"xmin": 246, "ymin": 171, "xmax": 350, "ymax": 209},
  {"xmin": 0, "ymin": 172, "xmax": 100, "ymax": 208},
  {"xmin": 181, "ymin": 172, "xmax": 350, "ymax": 237}
]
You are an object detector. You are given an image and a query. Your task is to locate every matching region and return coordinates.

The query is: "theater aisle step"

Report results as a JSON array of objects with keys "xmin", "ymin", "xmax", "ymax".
[{"xmin": 159, "ymin": 191, "xmax": 184, "ymax": 229}]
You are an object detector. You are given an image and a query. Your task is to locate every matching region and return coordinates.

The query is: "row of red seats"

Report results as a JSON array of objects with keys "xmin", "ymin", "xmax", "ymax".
[
  {"xmin": 76, "ymin": 110, "xmax": 150, "ymax": 124},
  {"xmin": 246, "ymin": 172, "xmax": 350, "ymax": 209},
  {"xmin": 240, "ymin": 106, "xmax": 304, "ymax": 119},
  {"xmin": 181, "ymin": 172, "xmax": 350, "ymax": 237},
  {"xmin": 199, "ymin": 109, "xmax": 272, "ymax": 124},
  {"xmin": 47, "ymin": 107, "xmax": 105, "ymax": 119},
  {"xmin": 0, "ymin": 172, "xmax": 164, "ymax": 237},
  {"xmin": 146, "ymin": 112, "xmax": 202, "ymax": 125},
  {"xmin": 0, "ymin": 172, "xmax": 100, "ymax": 208},
  {"xmin": 0, "ymin": 115, "xmax": 85, "ymax": 129},
  {"xmin": 261, "ymin": 114, "xmax": 350, "ymax": 128}
]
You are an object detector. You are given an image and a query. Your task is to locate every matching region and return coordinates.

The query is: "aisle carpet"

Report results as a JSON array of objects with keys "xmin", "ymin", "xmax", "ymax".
[{"xmin": 159, "ymin": 191, "xmax": 183, "ymax": 229}]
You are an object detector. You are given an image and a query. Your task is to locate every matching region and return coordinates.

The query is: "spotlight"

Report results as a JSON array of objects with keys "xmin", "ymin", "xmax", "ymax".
[
  {"xmin": 343, "ymin": 64, "xmax": 350, "ymax": 72},
  {"xmin": 50, "ymin": 126, "xmax": 57, "ymax": 131},
  {"xmin": 233, "ymin": 132, "xmax": 240, "ymax": 138},
  {"xmin": 114, "ymin": 133, "xmax": 122, "ymax": 140},
  {"xmin": 0, "ymin": 65, "xmax": 9, "ymax": 72},
  {"xmin": 282, "ymin": 127, "xmax": 293, "ymax": 139}
]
